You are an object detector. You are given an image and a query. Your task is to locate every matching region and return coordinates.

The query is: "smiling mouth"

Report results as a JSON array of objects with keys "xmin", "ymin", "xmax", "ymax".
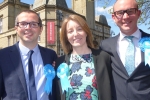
[
  {"xmin": 25, "ymin": 31, "xmax": 33, "ymax": 35},
  {"xmin": 74, "ymin": 38, "xmax": 81, "ymax": 42},
  {"xmin": 123, "ymin": 21, "xmax": 131, "ymax": 25},
  {"xmin": 25, "ymin": 33, "xmax": 33, "ymax": 38}
]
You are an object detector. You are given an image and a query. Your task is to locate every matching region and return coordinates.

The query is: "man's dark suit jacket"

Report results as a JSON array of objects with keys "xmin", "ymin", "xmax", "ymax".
[
  {"xmin": 53, "ymin": 48, "xmax": 112, "ymax": 100},
  {"xmin": 100, "ymin": 29, "xmax": 150, "ymax": 100},
  {"xmin": 0, "ymin": 42, "xmax": 57, "ymax": 100}
]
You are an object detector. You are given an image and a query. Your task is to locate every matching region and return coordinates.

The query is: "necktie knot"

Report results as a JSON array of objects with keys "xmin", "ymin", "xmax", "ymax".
[
  {"xmin": 125, "ymin": 36, "xmax": 134, "ymax": 42},
  {"xmin": 29, "ymin": 50, "xmax": 34, "ymax": 57}
]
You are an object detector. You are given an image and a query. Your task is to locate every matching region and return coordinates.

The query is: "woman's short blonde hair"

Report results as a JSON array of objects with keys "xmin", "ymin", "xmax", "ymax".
[{"xmin": 60, "ymin": 14, "xmax": 94, "ymax": 54}]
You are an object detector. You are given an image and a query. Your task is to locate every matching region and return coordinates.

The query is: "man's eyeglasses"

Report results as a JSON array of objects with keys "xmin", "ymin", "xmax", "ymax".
[
  {"xmin": 17, "ymin": 22, "xmax": 40, "ymax": 28},
  {"xmin": 113, "ymin": 8, "xmax": 138, "ymax": 19}
]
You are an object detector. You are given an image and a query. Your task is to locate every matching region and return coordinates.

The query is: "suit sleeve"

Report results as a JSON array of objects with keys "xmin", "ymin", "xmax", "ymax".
[
  {"xmin": 0, "ymin": 67, "xmax": 2, "ymax": 97},
  {"xmin": 0, "ymin": 50, "xmax": 4, "ymax": 98},
  {"xmin": 99, "ymin": 40, "xmax": 104, "ymax": 50},
  {"xmin": 52, "ymin": 50, "xmax": 58, "ymax": 62},
  {"xmin": 0, "ymin": 63, "xmax": 4, "ymax": 98},
  {"xmin": 95, "ymin": 50, "xmax": 112, "ymax": 100},
  {"xmin": 53, "ymin": 55, "xmax": 66, "ymax": 100}
]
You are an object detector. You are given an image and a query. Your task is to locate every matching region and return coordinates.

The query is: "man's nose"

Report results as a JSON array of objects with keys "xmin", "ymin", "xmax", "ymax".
[
  {"xmin": 122, "ymin": 12, "xmax": 129, "ymax": 19},
  {"xmin": 25, "ymin": 23, "xmax": 32, "ymax": 29}
]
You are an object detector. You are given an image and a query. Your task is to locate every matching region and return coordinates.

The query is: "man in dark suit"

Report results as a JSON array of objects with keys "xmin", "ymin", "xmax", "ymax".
[
  {"xmin": 100, "ymin": 0, "xmax": 150, "ymax": 100},
  {"xmin": 0, "ymin": 10, "xmax": 57, "ymax": 100}
]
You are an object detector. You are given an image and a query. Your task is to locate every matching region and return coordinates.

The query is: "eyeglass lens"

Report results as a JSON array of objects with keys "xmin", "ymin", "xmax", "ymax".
[
  {"xmin": 17, "ymin": 22, "xmax": 39, "ymax": 28},
  {"xmin": 114, "ymin": 8, "xmax": 137, "ymax": 18}
]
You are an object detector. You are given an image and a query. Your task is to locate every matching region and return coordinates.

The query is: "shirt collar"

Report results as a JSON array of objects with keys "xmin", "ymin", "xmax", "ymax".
[
  {"xmin": 119, "ymin": 28, "xmax": 141, "ymax": 41},
  {"xmin": 19, "ymin": 42, "xmax": 39, "ymax": 56}
]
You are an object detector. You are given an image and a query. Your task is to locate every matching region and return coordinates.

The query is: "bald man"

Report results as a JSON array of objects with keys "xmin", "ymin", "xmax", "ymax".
[{"xmin": 100, "ymin": 0, "xmax": 150, "ymax": 100}]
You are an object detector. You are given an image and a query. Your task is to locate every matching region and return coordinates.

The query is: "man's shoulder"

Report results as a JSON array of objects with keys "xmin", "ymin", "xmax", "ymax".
[
  {"xmin": 101, "ymin": 35, "xmax": 119, "ymax": 47},
  {"xmin": 140, "ymin": 29, "xmax": 150, "ymax": 37},
  {"xmin": 104, "ymin": 35, "xmax": 118, "ymax": 41},
  {"xmin": 39, "ymin": 45, "xmax": 56, "ymax": 53},
  {"xmin": 0, "ymin": 44, "xmax": 16, "ymax": 52},
  {"xmin": 38, "ymin": 45, "xmax": 57, "ymax": 60},
  {"xmin": 140, "ymin": 29, "xmax": 149, "ymax": 34},
  {"xmin": 100, "ymin": 35, "xmax": 119, "ymax": 54},
  {"xmin": 0, "ymin": 45, "xmax": 17, "ymax": 58}
]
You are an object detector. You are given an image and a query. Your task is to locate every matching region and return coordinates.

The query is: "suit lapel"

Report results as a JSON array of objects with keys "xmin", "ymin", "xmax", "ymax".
[
  {"xmin": 109, "ymin": 30, "xmax": 150, "ymax": 79},
  {"xmin": 39, "ymin": 45, "xmax": 55, "ymax": 66},
  {"xmin": 39, "ymin": 46, "xmax": 47, "ymax": 65},
  {"xmin": 131, "ymin": 30, "xmax": 150, "ymax": 78},
  {"xmin": 135, "ymin": 30, "xmax": 150, "ymax": 68},
  {"xmin": 39, "ymin": 46, "xmax": 56, "ymax": 99},
  {"xmin": 111, "ymin": 35, "xmax": 129, "ymax": 78},
  {"xmin": 9, "ymin": 43, "xmax": 28, "ymax": 98},
  {"xmin": 140, "ymin": 30, "xmax": 150, "ymax": 62}
]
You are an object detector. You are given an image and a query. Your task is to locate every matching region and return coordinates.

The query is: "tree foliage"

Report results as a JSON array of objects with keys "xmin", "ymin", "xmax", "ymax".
[
  {"xmin": 137, "ymin": 0, "xmax": 150, "ymax": 29},
  {"xmin": 97, "ymin": 0, "xmax": 150, "ymax": 29}
]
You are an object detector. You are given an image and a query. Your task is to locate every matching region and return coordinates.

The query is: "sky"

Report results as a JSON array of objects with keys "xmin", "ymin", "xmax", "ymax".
[
  {"xmin": 0, "ymin": 0, "xmax": 149, "ymax": 36},
  {"xmin": 95, "ymin": 0, "xmax": 150, "ymax": 36}
]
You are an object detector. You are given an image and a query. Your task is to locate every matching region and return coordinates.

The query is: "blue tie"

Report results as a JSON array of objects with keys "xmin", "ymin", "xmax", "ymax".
[
  {"xmin": 28, "ymin": 50, "xmax": 37, "ymax": 100},
  {"xmin": 125, "ymin": 36, "xmax": 135, "ymax": 76}
]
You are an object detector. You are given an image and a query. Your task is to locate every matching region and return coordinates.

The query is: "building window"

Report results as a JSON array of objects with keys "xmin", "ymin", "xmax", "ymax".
[
  {"xmin": 13, "ymin": 34, "xmax": 17, "ymax": 44},
  {"xmin": 0, "ymin": 18, "xmax": 2, "ymax": 33},
  {"xmin": 99, "ymin": 26, "xmax": 102, "ymax": 32},
  {"xmin": 108, "ymin": 29, "xmax": 110, "ymax": 34},
  {"xmin": 104, "ymin": 27, "xmax": 107, "ymax": 33},
  {"xmin": 95, "ymin": 25, "xmax": 98, "ymax": 31},
  {"xmin": 8, "ymin": 36, "xmax": 11, "ymax": 46}
]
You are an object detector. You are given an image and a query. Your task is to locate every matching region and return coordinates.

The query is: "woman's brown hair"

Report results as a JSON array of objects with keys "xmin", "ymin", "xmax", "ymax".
[{"xmin": 60, "ymin": 14, "xmax": 94, "ymax": 54}]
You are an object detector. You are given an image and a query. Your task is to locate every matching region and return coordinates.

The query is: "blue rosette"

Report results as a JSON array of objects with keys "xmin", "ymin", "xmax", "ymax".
[
  {"xmin": 57, "ymin": 63, "xmax": 72, "ymax": 93},
  {"xmin": 139, "ymin": 37, "xmax": 150, "ymax": 66},
  {"xmin": 44, "ymin": 64, "xmax": 55, "ymax": 94}
]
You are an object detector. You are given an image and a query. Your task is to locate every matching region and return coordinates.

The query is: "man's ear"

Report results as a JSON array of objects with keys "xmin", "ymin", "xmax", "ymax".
[
  {"xmin": 137, "ymin": 10, "xmax": 141, "ymax": 18},
  {"xmin": 39, "ymin": 26, "xmax": 43, "ymax": 35},
  {"xmin": 15, "ymin": 26, "xmax": 18, "ymax": 31},
  {"xmin": 112, "ymin": 14, "xmax": 116, "ymax": 23}
]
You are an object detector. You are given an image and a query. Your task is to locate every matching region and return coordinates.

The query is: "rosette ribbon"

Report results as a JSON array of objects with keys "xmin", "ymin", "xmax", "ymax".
[
  {"xmin": 44, "ymin": 64, "xmax": 55, "ymax": 94},
  {"xmin": 139, "ymin": 37, "xmax": 150, "ymax": 66},
  {"xmin": 57, "ymin": 63, "xmax": 71, "ymax": 93}
]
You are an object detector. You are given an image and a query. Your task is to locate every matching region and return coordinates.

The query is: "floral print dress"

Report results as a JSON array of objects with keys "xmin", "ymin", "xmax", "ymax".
[{"xmin": 66, "ymin": 54, "xmax": 98, "ymax": 100}]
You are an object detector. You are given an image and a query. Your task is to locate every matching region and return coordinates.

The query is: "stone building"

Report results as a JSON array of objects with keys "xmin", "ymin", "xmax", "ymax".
[{"xmin": 0, "ymin": 0, "xmax": 110, "ymax": 55}]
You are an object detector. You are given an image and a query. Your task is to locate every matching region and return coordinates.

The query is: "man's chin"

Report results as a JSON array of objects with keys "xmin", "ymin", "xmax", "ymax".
[
  {"xmin": 121, "ymin": 28, "xmax": 135, "ymax": 35},
  {"xmin": 24, "ymin": 39, "xmax": 33, "ymax": 43},
  {"xmin": 121, "ymin": 26, "xmax": 132, "ymax": 31}
]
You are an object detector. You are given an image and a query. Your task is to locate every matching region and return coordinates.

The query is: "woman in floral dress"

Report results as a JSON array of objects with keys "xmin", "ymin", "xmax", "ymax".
[{"xmin": 53, "ymin": 14, "xmax": 112, "ymax": 100}]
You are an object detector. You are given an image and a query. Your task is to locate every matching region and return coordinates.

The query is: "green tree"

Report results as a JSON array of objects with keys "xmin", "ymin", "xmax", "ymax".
[
  {"xmin": 97, "ymin": 0, "xmax": 150, "ymax": 29},
  {"xmin": 137, "ymin": 0, "xmax": 150, "ymax": 29}
]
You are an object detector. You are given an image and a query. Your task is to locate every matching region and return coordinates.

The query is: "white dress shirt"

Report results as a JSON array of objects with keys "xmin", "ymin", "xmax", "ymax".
[
  {"xmin": 117, "ymin": 29, "xmax": 142, "ymax": 68},
  {"xmin": 19, "ymin": 42, "xmax": 49, "ymax": 100}
]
